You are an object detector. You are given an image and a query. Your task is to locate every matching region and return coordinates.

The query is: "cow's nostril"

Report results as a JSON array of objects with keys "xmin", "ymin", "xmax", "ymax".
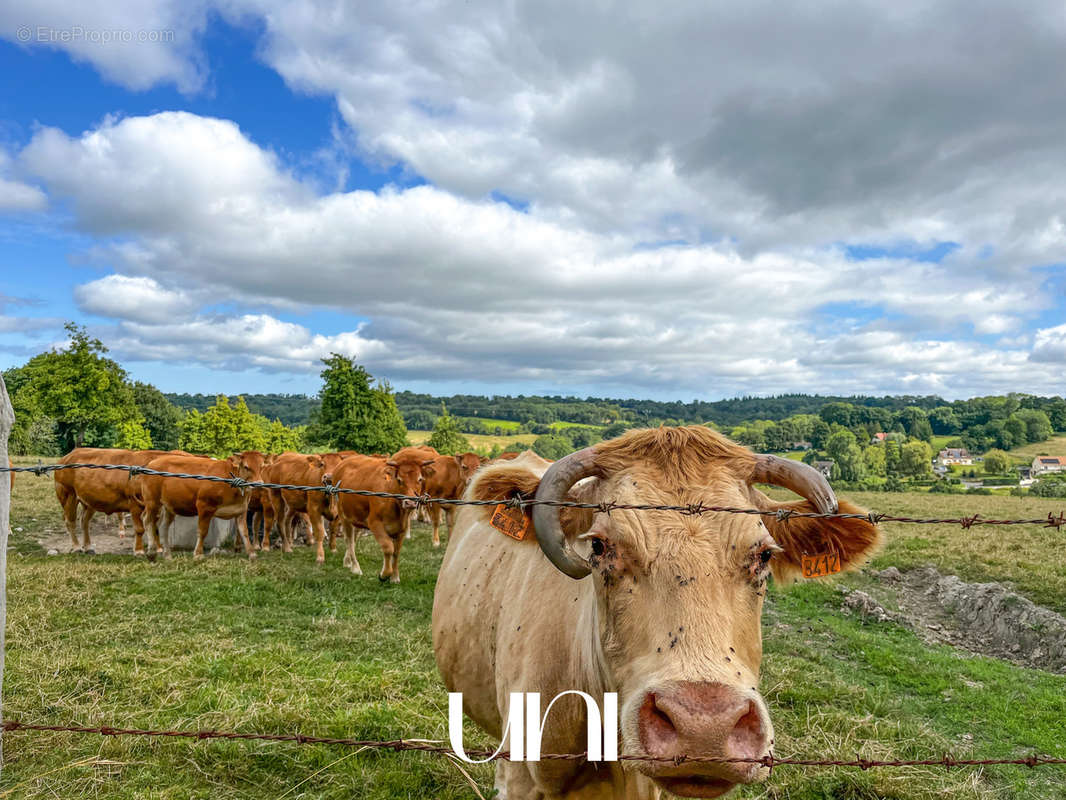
[
  {"xmin": 638, "ymin": 692, "xmax": 678, "ymax": 754},
  {"xmin": 726, "ymin": 700, "xmax": 765, "ymax": 760}
]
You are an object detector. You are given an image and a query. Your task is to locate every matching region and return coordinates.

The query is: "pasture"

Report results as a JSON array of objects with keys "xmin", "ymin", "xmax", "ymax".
[
  {"xmin": 406, "ymin": 430, "xmax": 537, "ymax": 450},
  {"xmin": 3, "ymin": 463, "xmax": 1066, "ymax": 798},
  {"xmin": 1009, "ymin": 435, "xmax": 1066, "ymax": 462}
]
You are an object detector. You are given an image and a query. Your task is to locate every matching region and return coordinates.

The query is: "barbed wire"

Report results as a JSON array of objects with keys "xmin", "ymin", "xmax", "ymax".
[
  {"xmin": 3, "ymin": 719, "xmax": 1064, "ymax": 771},
  {"xmin": 3, "ymin": 461, "xmax": 1065, "ymax": 530}
]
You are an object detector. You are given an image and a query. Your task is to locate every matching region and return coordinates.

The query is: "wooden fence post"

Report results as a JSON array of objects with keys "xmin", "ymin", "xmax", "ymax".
[{"xmin": 0, "ymin": 373, "xmax": 13, "ymax": 770}]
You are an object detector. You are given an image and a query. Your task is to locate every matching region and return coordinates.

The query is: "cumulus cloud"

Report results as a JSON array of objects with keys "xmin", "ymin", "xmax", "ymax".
[
  {"xmin": 0, "ymin": 0, "xmax": 211, "ymax": 92},
  {"xmin": 9, "ymin": 2, "xmax": 1066, "ymax": 398},
  {"xmin": 0, "ymin": 151, "xmax": 46, "ymax": 212},
  {"xmin": 74, "ymin": 275, "xmax": 202, "ymax": 323}
]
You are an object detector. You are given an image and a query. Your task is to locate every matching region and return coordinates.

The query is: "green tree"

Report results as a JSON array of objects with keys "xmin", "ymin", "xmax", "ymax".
[
  {"xmin": 133, "ymin": 381, "xmax": 181, "ymax": 449},
  {"xmin": 899, "ymin": 440, "xmax": 933, "ymax": 478},
  {"xmin": 863, "ymin": 444, "xmax": 887, "ymax": 477},
  {"xmin": 1013, "ymin": 409, "xmax": 1052, "ymax": 444},
  {"xmin": 14, "ymin": 323, "xmax": 139, "ymax": 449},
  {"xmin": 307, "ymin": 354, "xmax": 408, "ymax": 453},
  {"xmin": 896, "ymin": 406, "xmax": 933, "ymax": 442},
  {"xmin": 261, "ymin": 419, "xmax": 303, "ymax": 453},
  {"xmin": 826, "ymin": 430, "xmax": 865, "ymax": 482},
  {"xmin": 532, "ymin": 433, "xmax": 574, "ymax": 460},
  {"xmin": 928, "ymin": 406, "xmax": 961, "ymax": 435},
  {"xmin": 426, "ymin": 404, "xmax": 471, "ymax": 455},
  {"xmin": 178, "ymin": 409, "xmax": 208, "ymax": 454},
  {"xmin": 115, "ymin": 419, "xmax": 152, "ymax": 450},
  {"xmin": 982, "ymin": 449, "xmax": 1011, "ymax": 475}
]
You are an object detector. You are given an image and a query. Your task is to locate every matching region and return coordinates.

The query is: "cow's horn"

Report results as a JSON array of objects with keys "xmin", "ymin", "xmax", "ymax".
[
  {"xmin": 532, "ymin": 447, "xmax": 601, "ymax": 580},
  {"xmin": 749, "ymin": 454, "xmax": 838, "ymax": 514}
]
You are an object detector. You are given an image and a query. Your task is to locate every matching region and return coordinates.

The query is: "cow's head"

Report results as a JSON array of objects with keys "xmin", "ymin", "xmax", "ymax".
[
  {"xmin": 234, "ymin": 450, "xmax": 266, "ymax": 482},
  {"xmin": 454, "ymin": 452, "xmax": 483, "ymax": 489},
  {"xmin": 386, "ymin": 454, "xmax": 436, "ymax": 510},
  {"xmin": 515, "ymin": 427, "xmax": 880, "ymax": 796}
]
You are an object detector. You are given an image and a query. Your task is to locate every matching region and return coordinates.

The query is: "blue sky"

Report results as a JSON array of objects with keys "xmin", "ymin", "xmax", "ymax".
[{"xmin": 1, "ymin": 2, "xmax": 1065, "ymax": 401}]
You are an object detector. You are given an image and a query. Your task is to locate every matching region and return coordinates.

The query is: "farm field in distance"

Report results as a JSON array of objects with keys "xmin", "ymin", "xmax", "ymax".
[
  {"xmin": 3, "ymin": 458, "xmax": 1066, "ymax": 798},
  {"xmin": 1008, "ymin": 434, "xmax": 1066, "ymax": 461},
  {"xmin": 406, "ymin": 429, "xmax": 537, "ymax": 450}
]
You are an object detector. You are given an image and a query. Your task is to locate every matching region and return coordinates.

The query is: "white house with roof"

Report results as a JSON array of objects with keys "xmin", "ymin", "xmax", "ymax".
[
  {"xmin": 1032, "ymin": 456, "xmax": 1066, "ymax": 475},
  {"xmin": 937, "ymin": 448, "xmax": 973, "ymax": 466}
]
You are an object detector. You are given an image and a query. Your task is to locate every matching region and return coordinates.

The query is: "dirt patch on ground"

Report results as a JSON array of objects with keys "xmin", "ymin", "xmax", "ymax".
[
  {"xmin": 839, "ymin": 565, "xmax": 1066, "ymax": 674},
  {"xmin": 35, "ymin": 513, "xmax": 145, "ymax": 556}
]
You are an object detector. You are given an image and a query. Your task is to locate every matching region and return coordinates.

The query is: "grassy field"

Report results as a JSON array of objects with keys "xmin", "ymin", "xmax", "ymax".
[
  {"xmin": 405, "ymin": 430, "xmax": 536, "ymax": 451},
  {"xmin": 1009, "ymin": 435, "xmax": 1066, "ymax": 462},
  {"xmin": 3, "ymin": 461, "xmax": 1066, "ymax": 798}
]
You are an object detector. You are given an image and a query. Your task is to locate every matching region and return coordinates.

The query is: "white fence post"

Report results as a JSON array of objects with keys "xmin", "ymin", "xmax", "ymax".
[{"xmin": 0, "ymin": 374, "xmax": 13, "ymax": 770}]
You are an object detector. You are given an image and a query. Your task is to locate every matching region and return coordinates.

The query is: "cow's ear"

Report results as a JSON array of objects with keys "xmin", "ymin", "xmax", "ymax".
[
  {"xmin": 757, "ymin": 495, "xmax": 882, "ymax": 584},
  {"xmin": 454, "ymin": 454, "xmax": 464, "ymax": 467}
]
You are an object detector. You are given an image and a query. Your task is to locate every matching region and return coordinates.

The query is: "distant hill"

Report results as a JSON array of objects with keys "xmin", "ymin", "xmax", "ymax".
[{"xmin": 167, "ymin": 390, "xmax": 949, "ymax": 429}]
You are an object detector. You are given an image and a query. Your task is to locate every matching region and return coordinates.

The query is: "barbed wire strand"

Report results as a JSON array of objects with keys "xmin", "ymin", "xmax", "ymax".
[
  {"xmin": 4, "ymin": 463, "xmax": 1066, "ymax": 772},
  {"xmin": 2, "ymin": 720, "xmax": 1063, "ymax": 770},
  {"xmin": 3, "ymin": 462, "xmax": 1065, "ymax": 530}
]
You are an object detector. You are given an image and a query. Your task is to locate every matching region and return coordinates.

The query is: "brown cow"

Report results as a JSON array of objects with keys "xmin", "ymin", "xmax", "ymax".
[
  {"xmin": 333, "ymin": 449, "xmax": 434, "ymax": 582},
  {"xmin": 140, "ymin": 451, "xmax": 265, "ymax": 560},
  {"xmin": 414, "ymin": 451, "xmax": 484, "ymax": 547},
  {"xmin": 261, "ymin": 452, "xmax": 344, "ymax": 562},
  {"xmin": 434, "ymin": 427, "xmax": 881, "ymax": 798},
  {"xmin": 54, "ymin": 448, "xmax": 172, "ymax": 554}
]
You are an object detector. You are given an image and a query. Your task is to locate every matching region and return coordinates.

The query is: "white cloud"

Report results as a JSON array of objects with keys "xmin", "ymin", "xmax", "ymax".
[
  {"xmin": 14, "ymin": 110, "xmax": 1063, "ymax": 397},
  {"xmin": 74, "ymin": 274, "xmax": 201, "ymax": 323},
  {"xmin": 9, "ymin": 2, "xmax": 1066, "ymax": 398},
  {"xmin": 0, "ymin": 151, "xmax": 46, "ymax": 212},
  {"xmin": 0, "ymin": 0, "xmax": 211, "ymax": 92}
]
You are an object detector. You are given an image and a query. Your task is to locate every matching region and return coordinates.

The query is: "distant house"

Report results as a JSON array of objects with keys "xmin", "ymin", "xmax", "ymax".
[
  {"xmin": 937, "ymin": 448, "xmax": 973, "ymax": 466},
  {"xmin": 812, "ymin": 460, "xmax": 835, "ymax": 479},
  {"xmin": 870, "ymin": 432, "xmax": 888, "ymax": 443},
  {"xmin": 1032, "ymin": 456, "xmax": 1066, "ymax": 475},
  {"xmin": 787, "ymin": 441, "xmax": 812, "ymax": 451}
]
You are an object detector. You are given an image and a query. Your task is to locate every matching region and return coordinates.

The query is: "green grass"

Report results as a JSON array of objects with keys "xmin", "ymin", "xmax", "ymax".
[
  {"xmin": 1008, "ymin": 435, "xmax": 1066, "ymax": 462},
  {"xmin": 456, "ymin": 417, "xmax": 523, "ymax": 432},
  {"xmin": 4, "ymin": 465, "xmax": 1066, "ymax": 798},
  {"xmin": 548, "ymin": 421, "xmax": 603, "ymax": 432}
]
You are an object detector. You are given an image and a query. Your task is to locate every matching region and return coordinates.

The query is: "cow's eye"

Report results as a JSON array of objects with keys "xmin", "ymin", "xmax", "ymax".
[
  {"xmin": 760, "ymin": 549, "xmax": 774, "ymax": 565},
  {"xmin": 590, "ymin": 538, "xmax": 606, "ymax": 557}
]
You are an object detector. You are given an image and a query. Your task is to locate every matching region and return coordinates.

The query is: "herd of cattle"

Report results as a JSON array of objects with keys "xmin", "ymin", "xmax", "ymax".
[
  {"xmin": 17, "ymin": 426, "xmax": 884, "ymax": 797},
  {"xmin": 50, "ymin": 445, "xmax": 510, "ymax": 582}
]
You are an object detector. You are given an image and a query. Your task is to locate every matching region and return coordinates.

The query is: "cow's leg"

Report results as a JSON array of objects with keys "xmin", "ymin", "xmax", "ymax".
[
  {"xmin": 193, "ymin": 502, "xmax": 217, "ymax": 560},
  {"xmin": 251, "ymin": 509, "xmax": 263, "ymax": 551},
  {"xmin": 262, "ymin": 492, "xmax": 280, "ymax": 551},
  {"xmin": 327, "ymin": 516, "xmax": 338, "ymax": 552},
  {"xmin": 235, "ymin": 509, "xmax": 257, "ymax": 561},
  {"xmin": 142, "ymin": 499, "xmax": 160, "ymax": 556},
  {"xmin": 428, "ymin": 504, "xmax": 442, "ymax": 548},
  {"xmin": 129, "ymin": 498, "xmax": 147, "ymax": 555},
  {"xmin": 342, "ymin": 521, "xmax": 362, "ymax": 574},
  {"xmin": 160, "ymin": 507, "xmax": 175, "ymax": 559},
  {"xmin": 445, "ymin": 504, "xmax": 457, "ymax": 534},
  {"xmin": 117, "ymin": 512, "xmax": 128, "ymax": 539},
  {"xmin": 58, "ymin": 488, "xmax": 81, "ymax": 552},
  {"xmin": 388, "ymin": 529, "xmax": 406, "ymax": 583},
  {"xmin": 80, "ymin": 506, "xmax": 96, "ymax": 553},
  {"xmin": 280, "ymin": 504, "xmax": 297, "ymax": 554},
  {"xmin": 369, "ymin": 521, "xmax": 395, "ymax": 582},
  {"xmin": 308, "ymin": 507, "xmax": 327, "ymax": 565}
]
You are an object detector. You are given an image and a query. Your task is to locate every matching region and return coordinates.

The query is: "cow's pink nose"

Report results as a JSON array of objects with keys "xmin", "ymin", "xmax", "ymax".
[{"xmin": 638, "ymin": 683, "xmax": 768, "ymax": 766}]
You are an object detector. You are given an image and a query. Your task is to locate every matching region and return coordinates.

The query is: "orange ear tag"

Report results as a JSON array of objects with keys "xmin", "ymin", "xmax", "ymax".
[
  {"xmin": 801, "ymin": 551, "xmax": 841, "ymax": 578},
  {"xmin": 490, "ymin": 503, "xmax": 531, "ymax": 540}
]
